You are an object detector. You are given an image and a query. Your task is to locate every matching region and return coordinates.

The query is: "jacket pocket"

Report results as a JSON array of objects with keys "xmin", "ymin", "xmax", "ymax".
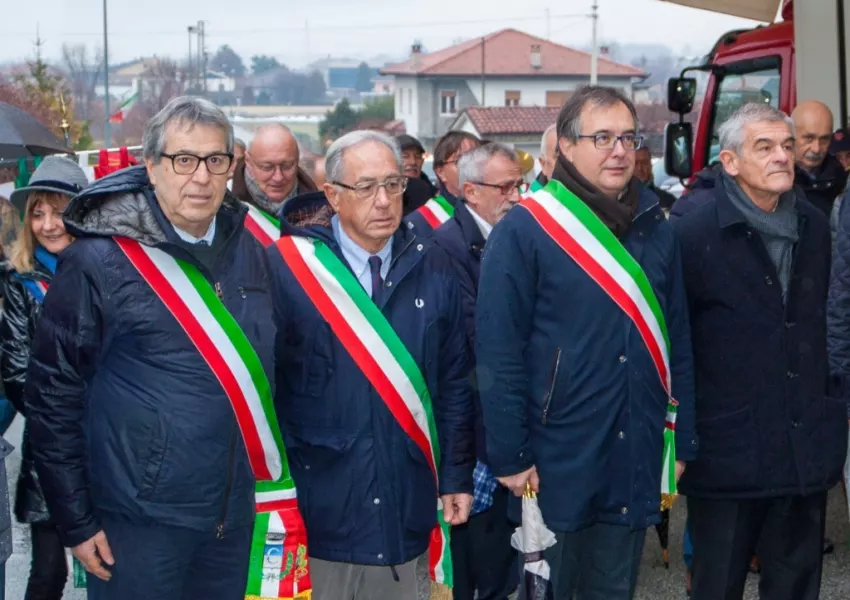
[
  {"xmin": 286, "ymin": 428, "xmax": 356, "ymax": 543},
  {"xmin": 541, "ymin": 348, "xmax": 563, "ymax": 425},
  {"xmin": 136, "ymin": 413, "xmax": 169, "ymax": 501},
  {"xmin": 693, "ymin": 405, "xmax": 757, "ymax": 490},
  {"xmin": 804, "ymin": 397, "xmax": 849, "ymax": 490},
  {"xmin": 402, "ymin": 438, "xmax": 438, "ymax": 535},
  {"xmin": 297, "ymin": 323, "xmax": 335, "ymax": 399}
]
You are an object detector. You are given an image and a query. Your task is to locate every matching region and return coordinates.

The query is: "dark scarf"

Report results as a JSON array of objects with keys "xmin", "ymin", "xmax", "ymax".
[{"xmin": 552, "ymin": 154, "xmax": 639, "ymax": 238}]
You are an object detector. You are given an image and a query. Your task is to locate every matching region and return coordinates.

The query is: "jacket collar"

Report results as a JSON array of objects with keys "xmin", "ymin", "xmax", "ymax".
[{"xmin": 454, "ymin": 202, "xmax": 487, "ymax": 252}]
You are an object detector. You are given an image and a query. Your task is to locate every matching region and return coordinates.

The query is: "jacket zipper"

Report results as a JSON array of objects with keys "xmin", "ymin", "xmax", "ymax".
[
  {"xmin": 215, "ymin": 282, "xmax": 224, "ymax": 300},
  {"xmin": 217, "ymin": 424, "xmax": 237, "ymax": 539},
  {"xmin": 541, "ymin": 348, "xmax": 562, "ymax": 425}
]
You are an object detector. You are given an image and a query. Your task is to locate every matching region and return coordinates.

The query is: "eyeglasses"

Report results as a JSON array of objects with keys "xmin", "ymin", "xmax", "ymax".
[
  {"xmin": 471, "ymin": 180, "xmax": 530, "ymax": 195},
  {"xmin": 577, "ymin": 133, "xmax": 644, "ymax": 151},
  {"xmin": 333, "ymin": 176, "xmax": 408, "ymax": 200},
  {"xmin": 161, "ymin": 152, "xmax": 234, "ymax": 175},
  {"xmin": 253, "ymin": 161, "xmax": 298, "ymax": 176}
]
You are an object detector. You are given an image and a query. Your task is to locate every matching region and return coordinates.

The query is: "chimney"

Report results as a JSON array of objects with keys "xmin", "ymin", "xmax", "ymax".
[
  {"xmin": 530, "ymin": 44, "xmax": 542, "ymax": 69},
  {"xmin": 411, "ymin": 42, "xmax": 422, "ymax": 70}
]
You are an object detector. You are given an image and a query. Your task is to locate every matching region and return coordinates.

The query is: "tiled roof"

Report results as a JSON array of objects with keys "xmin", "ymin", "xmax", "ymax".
[
  {"xmin": 457, "ymin": 107, "xmax": 561, "ymax": 135},
  {"xmin": 381, "ymin": 29, "xmax": 644, "ymax": 78}
]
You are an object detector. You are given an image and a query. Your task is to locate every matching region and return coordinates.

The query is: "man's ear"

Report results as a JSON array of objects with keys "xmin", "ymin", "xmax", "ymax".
[
  {"xmin": 145, "ymin": 158, "xmax": 158, "ymax": 187},
  {"xmin": 557, "ymin": 137, "xmax": 574, "ymax": 163},
  {"xmin": 718, "ymin": 149, "xmax": 739, "ymax": 177},
  {"xmin": 324, "ymin": 183, "xmax": 341, "ymax": 213},
  {"xmin": 462, "ymin": 182, "xmax": 476, "ymax": 204}
]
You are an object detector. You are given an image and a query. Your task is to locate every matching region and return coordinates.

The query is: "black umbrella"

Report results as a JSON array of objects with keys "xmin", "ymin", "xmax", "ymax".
[{"xmin": 0, "ymin": 102, "xmax": 71, "ymax": 159}]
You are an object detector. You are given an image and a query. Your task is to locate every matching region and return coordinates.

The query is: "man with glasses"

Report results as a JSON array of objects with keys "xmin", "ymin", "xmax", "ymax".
[
  {"xmin": 266, "ymin": 130, "xmax": 475, "ymax": 600},
  {"xmin": 231, "ymin": 122, "xmax": 317, "ymax": 218},
  {"xmin": 475, "ymin": 86, "xmax": 696, "ymax": 599},
  {"xmin": 432, "ymin": 142, "xmax": 523, "ymax": 600},
  {"xmin": 24, "ymin": 96, "xmax": 276, "ymax": 599}
]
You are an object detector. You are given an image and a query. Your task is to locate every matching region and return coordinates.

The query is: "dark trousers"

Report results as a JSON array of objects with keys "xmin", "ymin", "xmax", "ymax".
[
  {"xmin": 450, "ymin": 487, "xmax": 518, "ymax": 600},
  {"xmin": 26, "ymin": 523, "xmax": 68, "ymax": 600},
  {"xmin": 539, "ymin": 522, "xmax": 646, "ymax": 600},
  {"xmin": 688, "ymin": 492, "xmax": 828, "ymax": 600},
  {"xmin": 86, "ymin": 518, "xmax": 252, "ymax": 600}
]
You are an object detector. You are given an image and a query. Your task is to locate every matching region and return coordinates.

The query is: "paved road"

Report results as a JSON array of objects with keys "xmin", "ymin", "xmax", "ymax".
[{"xmin": 3, "ymin": 415, "xmax": 848, "ymax": 599}]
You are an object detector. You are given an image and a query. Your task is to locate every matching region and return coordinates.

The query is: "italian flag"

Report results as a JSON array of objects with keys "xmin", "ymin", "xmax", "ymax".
[{"xmin": 109, "ymin": 92, "xmax": 138, "ymax": 123}]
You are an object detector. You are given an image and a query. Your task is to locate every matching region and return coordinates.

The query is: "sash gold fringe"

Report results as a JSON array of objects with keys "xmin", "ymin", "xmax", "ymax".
[
  {"xmin": 430, "ymin": 581, "xmax": 453, "ymax": 600},
  {"xmin": 660, "ymin": 493, "xmax": 677, "ymax": 511}
]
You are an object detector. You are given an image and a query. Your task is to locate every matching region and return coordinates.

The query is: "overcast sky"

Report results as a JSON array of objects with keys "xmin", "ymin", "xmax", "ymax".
[{"xmin": 9, "ymin": 0, "xmax": 763, "ymax": 68}]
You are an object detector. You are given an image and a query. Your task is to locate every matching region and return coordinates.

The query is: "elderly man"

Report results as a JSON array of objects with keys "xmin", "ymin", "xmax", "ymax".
[
  {"xmin": 475, "ymin": 85, "xmax": 695, "ymax": 599},
  {"xmin": 266, "ymin": 130, "xmax": 475, "ymax": 600},
  {"xmin": 791, "ymin": 100, "xmax": 847, "ymax": 216},
  {"xmin": 634, "ymin": 146, "xmax": 677, "ymax": 214},
  {"xmin": 24, "ymin": 97, "xmax": 286, "ymax": 599},
  {"xmin": 232, "ymin": 122, "xmax": 317, "ymax": 216},
  {"xmin": 534, "ymin": 123, "xmax": 557, "ymax": 191},
  {"xmin": 432, "ymin": 142, "xmax": 524, "ymax": 600},
  {"xmin": 672, "ymin": 103, "xmax": 844, "ymax": 600},
  {"xmin": 406, "ymin": 131, "xmax": 482, "ymax": 237},
  {"xmin": 397, "ymin": 133, "xmax": 437, "ymax": 195}
]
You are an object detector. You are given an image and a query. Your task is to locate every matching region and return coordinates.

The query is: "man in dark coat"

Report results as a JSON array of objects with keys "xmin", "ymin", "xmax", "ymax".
[
  {"xmin": 405, "ymin": 131, "xmax": 481, "ymax": 238},
  {"xmin": 791, "ymin": 100, "xmax": 847, "ymax": 217},
  {"xmin": 432, "ymin": 143, "xmax": 524, "ymax": 600},
  {"xmin": 397, "ymin": 133, "xmax": 437, "ymax": 196},
  {"xmin": 231, "ymin": 122, "xmax": 317, "ymax": 216},
  {"xmin": 634, "ymin": 147, "xmax": 677, "ymax": 213},
  {"xmin": 475, "ymin": 86, "xmax": 696, "ymax": 599},
  {"xmin": 672, "ymin": 102, "xmax": 845, "ymax": 600},
  {"xmin": 24, "ymin": 97, "xmax": 276, "ymax": 599},
  {"xmin": 266, "ymin": 130, "xmax": 475, "ymax": 600}
]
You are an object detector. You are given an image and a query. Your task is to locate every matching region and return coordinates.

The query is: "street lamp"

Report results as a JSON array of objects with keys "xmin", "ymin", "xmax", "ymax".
[{"xmin": 103, "ymin": 0, "xmax": 111, "ymax": 147}]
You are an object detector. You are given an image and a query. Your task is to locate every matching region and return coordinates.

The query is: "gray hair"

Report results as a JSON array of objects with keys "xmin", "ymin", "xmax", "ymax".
[
  {"xmin": 142, "ymin": 96, "xmax": 234, "ymax": 161},
  {"xmin": 717, "ymin": 102, "xmax": 795, "ymax": 154},
  {"xmin": 326, "ymin": 130, "xmax": 402, "ymax": 183},
  {"xmin": 540, "ymin": 123, "xmax": 557, "ymax": 156},
  {"xmin": 234, "ymin": 138, "xmax": 246, "ymax": 150},
  {"xmin": 556, "ymin": 85, "xmax": 639, "ymax": 141},
  {"xmin": 458, "ymin": 142, "xmax": 520, "ymax": 189}
]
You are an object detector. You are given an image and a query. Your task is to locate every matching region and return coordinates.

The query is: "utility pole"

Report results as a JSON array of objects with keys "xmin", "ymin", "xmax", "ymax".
[
  {"xmin": 199, "ymin": 21, "xmax": 208, "ymax": 94},
  {"xmin": 103, "ymin": 0, "xmax": 111, "ymax": 148},
  {"xmin": 590, "ymin": 0, "xmax": 599, "ymax": 85},
  {"xmin": 187, "ymin": 25, "xmax": 195, "ymax": 90}
]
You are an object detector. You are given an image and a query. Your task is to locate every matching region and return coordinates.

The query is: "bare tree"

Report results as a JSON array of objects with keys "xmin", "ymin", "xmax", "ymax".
[
  {"xmin": 61, "ymin": 43, "xmax": 103, "ymax": 121},
  {"xmin": 139, "ymin": 57, "xmax": 190, "ymax": 113}
]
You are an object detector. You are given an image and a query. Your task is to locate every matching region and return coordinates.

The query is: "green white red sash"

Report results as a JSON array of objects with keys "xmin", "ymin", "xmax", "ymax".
[
  {"xmin": 274, "ymin": 235, "xmax": 453, "ymax": 587},
  {"xmin": 113, "ymin": 236, "xmax": 311, "ymax": 600},
  {"xmin": 521, "ymin": 180, "xmax": 678, "ymax": 497},
  {"xmin": 416, "ymin": 195, "xmax": 454, "ymax": 230},
  {"xmin": 243, "ymin": 202, "xmax": 281, "ymax": 248}
]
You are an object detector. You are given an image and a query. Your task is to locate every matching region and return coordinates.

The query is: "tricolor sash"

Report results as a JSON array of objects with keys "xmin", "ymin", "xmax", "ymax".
[
  {"xmin": 19, "ymin": 278, "xmax": 49, "ymax": 303},
  {"xmin": 415, "ymin": 195, "xmax": 454, "ymax": 230},
  {"xmin": 113, "ymin": 236, "xmax": 311, "ymax": 600},
  {"xmin": 521, "ymin": 180, "xmax": 679, "ymax": 499},
  {"xmin": 274, "ymin": 235, "xmax": 454, "ymax": 587},
  {"xmin": 243, "ymin": 202, "xmax": 281, "ymax": 248}
]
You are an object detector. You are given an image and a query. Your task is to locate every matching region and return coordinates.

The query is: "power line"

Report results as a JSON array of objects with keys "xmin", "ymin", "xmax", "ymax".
[{"xmin": 5, "ymin": 13, "xmax": 590, "ymax": 39}]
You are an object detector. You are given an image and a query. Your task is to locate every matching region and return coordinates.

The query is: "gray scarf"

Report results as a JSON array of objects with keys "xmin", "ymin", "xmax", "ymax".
[
  {"xmin": 721, "ymin": 171, "xmax": 799, "ymax": 299},
  {"xmin": 245, "ymin": 168, "xmax": 299, "ymax": 216}
]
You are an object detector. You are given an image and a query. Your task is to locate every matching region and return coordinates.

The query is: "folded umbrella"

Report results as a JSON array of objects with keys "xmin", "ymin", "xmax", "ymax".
[
  {"xmin": 0, "ymin": 102, "xmax": 70, "ymax": 159},
  {"xmin": 511, "ymin": 483, "xmax": 556, "ymax": 600}
]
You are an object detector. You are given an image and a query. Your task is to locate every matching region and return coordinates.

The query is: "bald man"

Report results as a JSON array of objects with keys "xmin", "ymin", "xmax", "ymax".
[
  {"xmin": 792, "ymin": 100, "xmax": 847, "ymax": 217},
  {"xmin": 231, "ymin": 123, "xmax": 317, "ymax": 217},
  {"xmin": 537, "ymin": 123, "xmax": 557, "ymax": 186}
]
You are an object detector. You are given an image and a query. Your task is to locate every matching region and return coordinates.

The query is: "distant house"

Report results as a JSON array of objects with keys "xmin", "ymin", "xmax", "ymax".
[
  {"xmin": 450, "ymin": 106, "xmax": 560, "ymax": 157},
  {"xmin": 381, "ymin": 28, "xmax": 646, "ymax": 150}
]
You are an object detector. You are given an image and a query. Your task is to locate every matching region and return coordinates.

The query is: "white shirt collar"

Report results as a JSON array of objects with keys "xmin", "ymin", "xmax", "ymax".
[
  {"xmin": 467, "ymin": 206, "xmax": 493, "ymax": 240},
  {"xmin": 173, "ymin": 217, "xmax": 216, "ymax": 245}
]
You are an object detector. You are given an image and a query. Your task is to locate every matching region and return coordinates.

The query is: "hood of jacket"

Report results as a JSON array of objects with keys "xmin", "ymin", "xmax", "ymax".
[{"xmin": 63, "ymin": 165, "xmax": 247, "ymax": 247}]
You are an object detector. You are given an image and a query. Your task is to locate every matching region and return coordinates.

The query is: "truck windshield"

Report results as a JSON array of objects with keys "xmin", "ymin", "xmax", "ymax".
[{"xmin": 707, "ymin": 63, "xmax": 781, "ymax": 165}]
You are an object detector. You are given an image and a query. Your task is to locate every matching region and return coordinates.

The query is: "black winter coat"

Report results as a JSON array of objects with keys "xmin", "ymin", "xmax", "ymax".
[
  {"xmin": 23, "ymin": 166, "xmax": 275, "ymax": 548},
  {"xmin": 672, "ymin": 185, "xmax": 846, "ymax": 499},
  {"xmin": 0, "ymin": 255, "xmax": 53, "ymax": 523}
]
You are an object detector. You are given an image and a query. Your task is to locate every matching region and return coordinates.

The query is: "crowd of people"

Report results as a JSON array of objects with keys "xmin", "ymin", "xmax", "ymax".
[{"xmin": 0, "ymin": 85, "xmax": 846, "ymax": 600}]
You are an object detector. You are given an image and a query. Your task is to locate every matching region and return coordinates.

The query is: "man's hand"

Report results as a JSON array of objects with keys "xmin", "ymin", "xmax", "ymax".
[
  {"xmin": 497, "ymin": 466, "xmax": 539, "ymax": 497},
  {"xmin": 72, "ymin": 530, "xmax": 114, "ymax": 582},
  {"xmin": 441, "ymin": 493, "xmax": 473, "ymax": 526},
  {"xmin": 676, "ymin": 460, "xmax": 686, "ymax": 483}
]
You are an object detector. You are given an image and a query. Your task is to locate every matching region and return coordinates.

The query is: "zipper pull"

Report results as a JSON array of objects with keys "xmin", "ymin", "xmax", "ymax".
[
  {"xmin": 215, "ymin": 282, "xmax": 223, "ymax": 300},
  {"xmin": 216, "ymin": 523, "xmax": 224, "ymax": 539}
]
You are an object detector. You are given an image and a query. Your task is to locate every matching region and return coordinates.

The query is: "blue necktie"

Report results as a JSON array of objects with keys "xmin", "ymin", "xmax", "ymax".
[{"xmin": 368, "ymin": 256, "xmax": 383, "ymax": 299}]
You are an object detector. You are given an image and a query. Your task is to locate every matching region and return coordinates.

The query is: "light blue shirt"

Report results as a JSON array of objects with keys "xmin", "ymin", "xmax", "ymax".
[
  {"xmin": 173, "ymin": 217, "xmax": 216, "ymax": 245},
  {"xmin": 332, "ymin": 215, "xmax": 392, "ymax": 297}
]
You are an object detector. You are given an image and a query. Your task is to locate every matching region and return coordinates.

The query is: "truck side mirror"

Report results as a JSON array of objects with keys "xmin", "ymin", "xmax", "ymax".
[
  {"xmin": 664, "ymin": 122, "xmax": 694, "ymax": 179},
  {"xmin": 667, "ymin": 77, "xmax": 698, "ymax": 114}
]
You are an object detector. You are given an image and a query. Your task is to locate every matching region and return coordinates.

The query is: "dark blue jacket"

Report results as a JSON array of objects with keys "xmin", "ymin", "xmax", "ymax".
[
  {"xmin": 432, "ymin": 202, "xmax": 487, "ymax": 462},
  {"xmin": 674, "ymin": 185, "xmax": 845, "ymax": 499},
  {"xmin": 267, "ymin": 193, "xmax": 475, "ymax": 566},
  {"xmin": 24, "ymin": 166, "xmax": 273, "ymax": 547},
  {"xmin": 403, "ymin": 182, "xmax": 460, "ymax": 239},
  {"xmin": 475, "ymin": 183, "xmax": 696, "ymax": 532}
]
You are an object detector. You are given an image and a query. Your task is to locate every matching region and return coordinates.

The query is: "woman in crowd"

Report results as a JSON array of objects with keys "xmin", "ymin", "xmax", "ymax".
[{"xmin": 0, "ymin": 156, "xmax": 87, "ymax": 599}]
